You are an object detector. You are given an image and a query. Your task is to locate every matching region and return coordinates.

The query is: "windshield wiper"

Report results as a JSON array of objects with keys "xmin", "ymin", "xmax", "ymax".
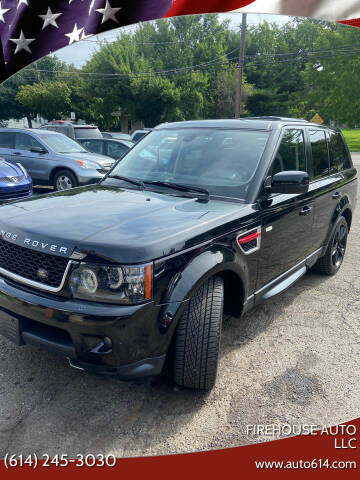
[
  {"xmin": 107, "ymin": 175, "xmax": 145, "ymax": 190},
  {"xmin": 144, "ymin": 180, "xmax": 210, "ymax": 200}
]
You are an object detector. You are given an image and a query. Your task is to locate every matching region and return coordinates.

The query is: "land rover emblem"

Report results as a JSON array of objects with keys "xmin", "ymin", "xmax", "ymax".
[{"xmin": 37, "ymin": 268, "xmax": 49, "ymax": 281}]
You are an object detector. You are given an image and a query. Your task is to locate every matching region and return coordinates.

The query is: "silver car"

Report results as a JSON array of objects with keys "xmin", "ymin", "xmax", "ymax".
[{"xmin": 0, "ymin": 128, "xmax": 115, "ymax": 191}]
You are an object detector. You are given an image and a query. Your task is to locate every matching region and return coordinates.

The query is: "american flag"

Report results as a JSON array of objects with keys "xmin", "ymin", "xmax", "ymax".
[
  {"xmin": 0, "ymin": 0, "xmax": 359, "ymax": 83},
  {"xmin": 0, "ymin": 0, "xmax": 173, "ymax": 82}
]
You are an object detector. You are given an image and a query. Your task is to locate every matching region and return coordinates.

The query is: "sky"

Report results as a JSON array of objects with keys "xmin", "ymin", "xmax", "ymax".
[{"xmin": 54, "ymin": 13, "xmax": 291, "ymax": 67}]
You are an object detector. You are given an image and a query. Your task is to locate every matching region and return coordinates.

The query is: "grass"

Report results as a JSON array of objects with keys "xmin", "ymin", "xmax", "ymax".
[{"xmin": 342, "ymin": 129, "xmax": 360, "ymax": 152}]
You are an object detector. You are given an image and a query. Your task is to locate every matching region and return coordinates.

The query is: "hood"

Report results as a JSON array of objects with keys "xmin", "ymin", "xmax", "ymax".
[
  {"xmin": 0, "ymin": 185, "xmax": 255, "ymax": 263},
  {"xmin": 62, "ymin": 152, "xmax": 115, "ymax": 167},
  {"xmin": 0, "ymin": 157, "xmax": 25, "ymax": 178}
]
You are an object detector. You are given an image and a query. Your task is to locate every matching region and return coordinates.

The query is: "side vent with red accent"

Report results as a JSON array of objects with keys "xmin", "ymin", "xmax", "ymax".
[{"xmin": 236, "ymin": 226, "xmax": 261, "ymax": 255}]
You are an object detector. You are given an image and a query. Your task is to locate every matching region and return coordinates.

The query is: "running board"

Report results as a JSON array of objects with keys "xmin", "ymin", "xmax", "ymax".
[{"xmin": 257, "ymin": 266, "xmax": 307, "ymax": 302}]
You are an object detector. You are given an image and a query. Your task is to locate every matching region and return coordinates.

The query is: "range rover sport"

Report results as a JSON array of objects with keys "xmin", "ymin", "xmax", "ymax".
[{"xmin": 0, "ymin": 118, "xmax": 357, "ymax": 390}]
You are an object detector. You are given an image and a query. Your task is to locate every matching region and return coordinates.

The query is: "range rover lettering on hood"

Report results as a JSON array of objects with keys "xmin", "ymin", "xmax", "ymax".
[{"xmin": 0, "ymin": 230, "xmax": 70, "ymax": 256}]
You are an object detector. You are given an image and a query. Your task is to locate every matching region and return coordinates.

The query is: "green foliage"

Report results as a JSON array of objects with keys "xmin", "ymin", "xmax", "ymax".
[
  {"xmin": 17, "ymin": 81, "xmax": 72, "ymax": 120},
  {"xmin": 0, "ymin": 56, "xmax": 69, "ymax": 124},
  {"xmin": 288, "ymin": 22, "xmax": 360, "ymax": 127},
  {"xmin": 342, "ymin": 130, "xmax": 360, "ymax": 152},
  {"xmin": 71, "ymin": 15, "xmax": 250, "ymax": 128},
  {"xmin": 0, "ymin": 16, "xmax": 359, "ymax": 129}
]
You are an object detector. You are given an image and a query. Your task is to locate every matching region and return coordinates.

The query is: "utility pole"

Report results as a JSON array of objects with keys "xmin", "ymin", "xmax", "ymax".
[{"xmin": 235, "ymin": 13, "xmax": 247, "ymax": 118}]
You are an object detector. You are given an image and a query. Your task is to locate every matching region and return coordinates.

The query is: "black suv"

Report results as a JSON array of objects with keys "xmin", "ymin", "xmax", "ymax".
[{"xmin": 0, "ymin": 118, "xmax": 357, "ymax": 390}]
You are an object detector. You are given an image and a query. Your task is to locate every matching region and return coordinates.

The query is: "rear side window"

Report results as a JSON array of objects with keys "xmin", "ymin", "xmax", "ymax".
[
  {"xmin": 107, "ymin": 141, "xmax": 128, "ymax": 158},
  {"xmin": 272, "ymin": 129, "xmax": 306, "ymax": 174},
  {"xmin": 0, "ymin": 132, "xmax": 13, "ymax": 148},
  {"xmin": 328, "ymin": 131, "xmax": 352, "ymax": 172},
  {"xmin": 81, "ymin": 139, "xmax": 103, "ymax": 154},
  {"xmin": 309, "ymin": 129, "xmax": 329, "ymax": 180}
]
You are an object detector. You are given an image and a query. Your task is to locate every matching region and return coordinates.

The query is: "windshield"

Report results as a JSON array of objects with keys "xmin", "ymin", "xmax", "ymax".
[
  {"xmin": 41, "ymin": 133, "xmax": 88, "ymax": 153},
  {"xmin": 109, "ymin": 128, "xmax": 270, "ymax": 198}
]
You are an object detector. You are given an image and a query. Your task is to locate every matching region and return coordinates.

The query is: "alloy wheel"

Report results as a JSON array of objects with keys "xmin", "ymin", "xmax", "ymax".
[
  {"xmin": 57, "ymin": 175, "xmax": 73, "ymax": 191},
  {"xmin": 331, "ymin": 223, "xmax": 347, "ymax": 269}
]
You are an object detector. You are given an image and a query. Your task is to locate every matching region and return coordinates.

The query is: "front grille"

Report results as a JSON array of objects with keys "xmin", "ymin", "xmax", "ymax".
[
  {"xmin": 0, "ymin": 239, "xmax": 69, "ymax": 288},
  {"xmin": 0, "ymin": 189, "xmax": 30, "ymax": 199},
  {"xmin": 0, "ymin": 175, "xmax": 25, "ymax": 184}
]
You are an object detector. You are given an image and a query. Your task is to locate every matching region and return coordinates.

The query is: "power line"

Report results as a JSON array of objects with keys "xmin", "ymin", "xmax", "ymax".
[{"xmin": 22, "ymin": 45, "xmax": 360, "ymax": 81}]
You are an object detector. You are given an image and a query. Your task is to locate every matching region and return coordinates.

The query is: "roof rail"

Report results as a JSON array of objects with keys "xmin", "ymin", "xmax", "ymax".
[{"xmin": 241, "ymin": 116, "xmax": 308, "ymax": 122}]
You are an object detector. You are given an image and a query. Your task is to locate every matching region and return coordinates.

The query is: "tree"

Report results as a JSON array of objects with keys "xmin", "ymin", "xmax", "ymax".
[
  {"xmin": 16, "ymin": 81, "xmax": 72, "ymax": 121},
  {"xmin": 0, "ymin": 56, "xmax": 70, "ymax": 126}
]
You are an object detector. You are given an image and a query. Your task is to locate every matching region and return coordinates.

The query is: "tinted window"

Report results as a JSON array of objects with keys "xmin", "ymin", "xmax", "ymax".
[
  {"xmin": 74, "ymin": 127, "xmax": 102, "ymax": 139},
  {"xmin": 111, "ymin": 128, "xmax": 270, "ymax": 198},
  {"xmin": 309, "ymin": 129, "xmax": 329, "ymax": 180},
  {"xmin": 0, "ymin": 132, "xmax": 13, "ymax": 148},
  {"xmin": 272, "ymin": 129, "xmax": 306, "ymax": 175},
  {"xmin": 81, "ymin": 139, "xmax": 103, "ymax": 154},
  {"xmin": 133, "ymin": 132, "xmax": 147, "ymax": 142},
  {"xmin": 15, "ymin": 133, "xmax": 43, "ymax": 151},
  {"xmin": 107, "ymin": 141, "xmax": 129, "ymax": 158},
  {"xmin": 328, "ymin": 131, "xmax": 352, "ymax": 172}
]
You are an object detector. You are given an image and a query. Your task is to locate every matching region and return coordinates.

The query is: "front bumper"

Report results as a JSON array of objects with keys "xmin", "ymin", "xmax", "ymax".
[
  {"xmin": 0, "ymin": 189, "xmax": 33, "ymax": 204},
  {"xmin": 76, "ymin": 168, "xmax": 105, "ymax": 185},
  {"xmin": 0, "ymin": 276, "xmax": 168, "ymax": 379}
]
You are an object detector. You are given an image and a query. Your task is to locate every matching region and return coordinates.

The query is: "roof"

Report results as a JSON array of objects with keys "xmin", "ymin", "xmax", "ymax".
[
  {"xmin": 0, "ymin": 128, "xmax": 59, "ymax": 135},
  {"xmin": 155, "ymin": 117, "xmax": 324, "ymax": 131}
]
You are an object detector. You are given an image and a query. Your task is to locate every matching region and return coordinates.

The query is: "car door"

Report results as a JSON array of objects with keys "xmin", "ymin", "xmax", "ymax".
[
  {"xmin": 257, "ymin": 127, "xmax": 315, "ymax": 288},
  {"xmin": 308, "ymin": 128, "xmax": 350, "ymax": 250},
  {"xmin": 9, "ymin": 132, "xmax": 49, "ymax": 182},
  {"xmin": 105, "ymin": 140, "xmax": 129, "ymax": 159}
]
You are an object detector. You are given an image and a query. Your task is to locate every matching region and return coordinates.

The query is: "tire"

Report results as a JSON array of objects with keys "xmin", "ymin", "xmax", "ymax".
[
  {"xmin": 313, "ymin": 216, "xmax": 348, "ymax": 275},
  {"xmin": 173, "ymin": 276, "xmax": 224, "ymax": 391},
  {"xmin": 53, "ymin": 170, "xmax": 78, "ymax": 191}
]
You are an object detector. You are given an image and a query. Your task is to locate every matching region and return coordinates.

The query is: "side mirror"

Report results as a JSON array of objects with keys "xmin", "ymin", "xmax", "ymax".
[
  {"xmin": 31, "ymin": 146, "xmax": 47, "ymax": 154},
  {"xmin": 268, "ymin": 171, "xmax": 309, "ymax": 195}
]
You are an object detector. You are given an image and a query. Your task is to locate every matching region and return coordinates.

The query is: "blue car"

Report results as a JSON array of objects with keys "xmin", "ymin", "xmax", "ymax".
[{"xmin": 0, "ymin": 157, "xmax": 32, "ymax": 204}]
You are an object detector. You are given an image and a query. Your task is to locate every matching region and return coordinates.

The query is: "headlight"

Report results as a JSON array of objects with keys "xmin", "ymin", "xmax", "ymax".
[
  {"xmin": 68, "ymin": 263, "xmax": 152, "ymax": 304},
  {"xmin": 76, "ymin": 159, "xmax": 100, "ymax": 169}
]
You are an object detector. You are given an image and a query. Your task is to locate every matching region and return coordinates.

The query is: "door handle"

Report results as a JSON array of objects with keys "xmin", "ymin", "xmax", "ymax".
[
  {"xmin": 332, "ymin": 192, "xmax": 342, "ymax": 199},
  {"xmin": 13, "ymin": 152, "xmax": 21, "ymax": 155},
  {"xmin": 299, "ymin": 206, "xmax": 313, "ymax": 216}
]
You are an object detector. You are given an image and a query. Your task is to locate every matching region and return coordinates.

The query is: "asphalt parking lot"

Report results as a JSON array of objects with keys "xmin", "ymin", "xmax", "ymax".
[{"xmin": 0, "ymin": 154, "xmax": 359, "ymax": 457}]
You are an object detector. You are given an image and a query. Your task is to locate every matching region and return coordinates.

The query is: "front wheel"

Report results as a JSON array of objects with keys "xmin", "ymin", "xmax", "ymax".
[
  {"xmin": 173, "ymin": 276, "xmax": 224, "ymax": 391},
  {"xmin": 53, "ymin": 170, "xmax": 78, "ymax": 191},
  {"xmin": 313, "ymin": 216, "xmax": 348, "ymax": 275}
]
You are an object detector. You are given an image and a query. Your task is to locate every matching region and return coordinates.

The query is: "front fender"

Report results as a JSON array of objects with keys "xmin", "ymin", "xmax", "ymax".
[{"xmin": 157, "ymin": 244, "xmax": 248, "ymax": 333}]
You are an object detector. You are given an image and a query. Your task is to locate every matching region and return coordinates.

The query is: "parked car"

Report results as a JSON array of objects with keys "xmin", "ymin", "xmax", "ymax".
[
  {"xmin": 102, "ymin": 132, "xmax": 132, "ymax": 141},
  {"xmin": 77, "ymin": 137, "xmax": 133, "ymax": 160},
  {"xmin": 0, "ymin": 118, "xmax": 356, "ymax": 391},
  {"xmin": 39, "ymin": 121, "xmax": 102, "ymax": 140},
  {"xmin": 0, "ymin": 157, "xmax": 32, "ymax": 203},
  {"xmin": 131, "ymin": 129, "xmax": 152, "ymax": 142},
  {"xmin": 0, "ymin": 128, "xmax": 115, "ymax": 191}
]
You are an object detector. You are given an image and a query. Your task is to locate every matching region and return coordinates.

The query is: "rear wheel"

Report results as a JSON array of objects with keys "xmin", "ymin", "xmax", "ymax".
[
  {"xmin": 313, "ymin": 216, "xmax": 348, "ymax": 275},
  {"xmin": 53, "ymin": 170, "xmax": 78, "ymax": 191},
  {"xmin": 173, "ymin": 276, "xmax": 224, "ymax": 391}
]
